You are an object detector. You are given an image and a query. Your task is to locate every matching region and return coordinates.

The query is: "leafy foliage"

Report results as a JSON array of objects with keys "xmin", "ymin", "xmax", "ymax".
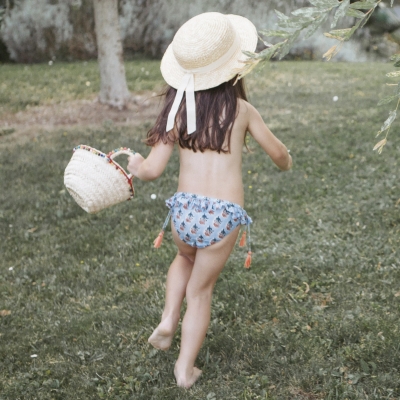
[
  {"xmin": 374, "ymin": 55, "xmax": 400, "ymax": 152},
  {"xmin": 238, "ymin": 0, "xmax": 398, "ymax": 153}
]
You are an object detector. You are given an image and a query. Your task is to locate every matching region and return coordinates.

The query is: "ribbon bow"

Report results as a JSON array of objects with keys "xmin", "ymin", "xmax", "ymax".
[{"xmin": 166, "ymin": 73, "xmax": 196, "ymax": 134}]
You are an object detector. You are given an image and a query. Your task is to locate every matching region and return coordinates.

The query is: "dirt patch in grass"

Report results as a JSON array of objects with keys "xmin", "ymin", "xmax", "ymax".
[{"xmin": 0, "ymin": 92, "xmax": 161, "ymax": 143}]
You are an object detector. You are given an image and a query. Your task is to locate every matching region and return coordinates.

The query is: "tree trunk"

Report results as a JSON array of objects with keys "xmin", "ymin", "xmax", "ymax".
[{"xmin": 93, "ymin": 0, "xmax": 130, "ymax": 109}]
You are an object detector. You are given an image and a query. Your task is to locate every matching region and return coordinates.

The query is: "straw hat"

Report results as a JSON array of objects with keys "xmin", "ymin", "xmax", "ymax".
[
  {"xmin": 162, "ymin": 12, "xmax": 258, "ymax": 134},
  {"xmin": 161, "ymin": 12, "xmax": 258, "ymax": 92}
]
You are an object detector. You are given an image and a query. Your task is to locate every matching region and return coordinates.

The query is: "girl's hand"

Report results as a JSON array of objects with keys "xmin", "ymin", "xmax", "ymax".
[
  {"xmin": 127, "ymin": 153, "xmax": 145, "ymax": 177},
  {"xmin": 126, "ymin": 141, "xmax": 174, "ymax": 181}
]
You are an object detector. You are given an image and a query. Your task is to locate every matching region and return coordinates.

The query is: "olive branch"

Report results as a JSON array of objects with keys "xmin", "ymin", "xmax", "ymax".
[{"xmin": 239, "ymin": 0, "xmax": 398, "ymax": 154}]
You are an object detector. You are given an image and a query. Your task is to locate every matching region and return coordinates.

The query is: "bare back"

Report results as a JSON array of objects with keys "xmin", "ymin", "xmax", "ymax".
[
  {"xmin": 127, "ymin": 99, "xmax": 291, "ymax": 190},
  {"xmin": 177, "ymin": 99, "xmax": 249, "ymax": 206}
]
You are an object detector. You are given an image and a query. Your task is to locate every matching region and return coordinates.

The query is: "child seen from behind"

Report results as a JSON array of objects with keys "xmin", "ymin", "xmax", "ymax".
[{"xmin": 127, "ymin": 12, "xmax": 292, "ymax": 389}]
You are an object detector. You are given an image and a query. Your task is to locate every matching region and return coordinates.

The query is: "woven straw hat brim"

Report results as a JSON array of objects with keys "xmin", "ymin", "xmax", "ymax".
[{"xmin": 161, "ymin": 14, "xmax": 258, "ymax": 91}]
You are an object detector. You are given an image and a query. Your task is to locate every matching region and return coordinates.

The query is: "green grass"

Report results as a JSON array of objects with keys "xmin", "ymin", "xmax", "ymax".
[
  {"xmin": 1, "ymin": 61, "xmax": 400, "ymax": 399},
  {"xmin": 0, "ymin": 60, "xmax": 165, "ymax": 117}
]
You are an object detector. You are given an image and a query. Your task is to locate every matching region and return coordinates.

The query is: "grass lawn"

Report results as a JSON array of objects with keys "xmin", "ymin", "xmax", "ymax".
[
  {"xmin": 0, "ymin": 60, "xmax": 399, "ymax": 399},
  {"xmin": 0, "ymin": 60, "xmax": 165, "ymax": 117}
]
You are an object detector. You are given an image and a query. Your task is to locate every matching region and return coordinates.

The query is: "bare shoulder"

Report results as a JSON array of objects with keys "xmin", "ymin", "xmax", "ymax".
[
  {"xmin": 237, "ymin": 99, "xmax": 262, "ymax": 122},
  {"xmin": 237, "ymin": 98, "xmax": 256, "ymax": 115},
  {"xmin": 238, "ymin": 99, "xmax": 259, "ymax": 114},
  {"xmin": 237, "ymin": 99, "xmax": 265, "ymax": 129},
  {"xmin": 236, "ymin": 99, "xmax": 258, "ymax": 129}
]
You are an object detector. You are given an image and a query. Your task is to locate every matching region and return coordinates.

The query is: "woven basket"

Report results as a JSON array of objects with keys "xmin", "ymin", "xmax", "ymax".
[{"xmin": 64, "ymin": 145, "xmax": 135, "ymax": 214}]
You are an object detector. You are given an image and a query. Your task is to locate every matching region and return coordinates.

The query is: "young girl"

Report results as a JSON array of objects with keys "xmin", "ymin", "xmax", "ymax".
[{"xmin": 127, "ymin": 12, "xmax": 292, "ymax": 388}]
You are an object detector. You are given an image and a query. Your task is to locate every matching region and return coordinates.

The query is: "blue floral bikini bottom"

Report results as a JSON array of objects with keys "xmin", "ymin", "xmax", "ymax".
[
  {"xmin": 160, "ymin": 192, "xmax": 252, "ymax": 248},
  {"xmin": 153, "ymin": 192, "xmax": 253, "ymax": 267}
]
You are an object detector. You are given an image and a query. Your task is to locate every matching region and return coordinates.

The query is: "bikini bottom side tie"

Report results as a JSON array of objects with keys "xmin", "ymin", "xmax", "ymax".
[{"xmin": 153, "ymin": 209, "xmax": 172, "ymax": 248}]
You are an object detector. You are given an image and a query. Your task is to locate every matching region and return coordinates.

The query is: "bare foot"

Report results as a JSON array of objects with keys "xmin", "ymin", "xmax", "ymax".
[
  {"xmin": 174, "ymin": 364, "xmax": 202, "ymax": 388},
  {"xmin": 148, "ymin": 320, "xmax": 176, "ymax": 351}
]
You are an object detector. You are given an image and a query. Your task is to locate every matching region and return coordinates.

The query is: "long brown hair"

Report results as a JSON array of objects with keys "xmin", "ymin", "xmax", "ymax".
[{"xmin": 145, "ymin": 77, "xmax": 248, "ymax": 153}]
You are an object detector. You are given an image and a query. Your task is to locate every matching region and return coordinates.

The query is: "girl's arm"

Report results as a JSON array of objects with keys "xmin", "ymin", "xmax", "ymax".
[
  {"xmin": 127, "ymin": 140, "xmax": 174, "ymax": 181},
  {"xmin": 246, "ymin": 102, "xmax": 292, "ymax": 171}
]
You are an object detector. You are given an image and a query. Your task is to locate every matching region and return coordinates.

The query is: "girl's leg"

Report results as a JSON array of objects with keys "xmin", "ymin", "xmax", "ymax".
[
  {"xmin": 174, "ymin": 227, "xmax": 240, "ymax": 388},
  {"xmin": 148, "ymin": 231, "xmax": 197, "ymax": 351}
]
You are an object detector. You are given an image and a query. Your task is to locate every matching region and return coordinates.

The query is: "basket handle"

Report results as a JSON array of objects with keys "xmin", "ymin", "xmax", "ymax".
[
  {"xmin": 107, "ymin": 147, "xmax": 136, "ymax": 179},
  {"xmin": 108, "ymin": 147, "xmax": 136, "ymax": 159}
]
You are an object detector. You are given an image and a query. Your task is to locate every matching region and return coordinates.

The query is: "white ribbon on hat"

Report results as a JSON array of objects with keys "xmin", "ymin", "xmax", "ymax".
[{"xmin": 166, "ymin": 32, "xmax": 241, "ymax": 134}]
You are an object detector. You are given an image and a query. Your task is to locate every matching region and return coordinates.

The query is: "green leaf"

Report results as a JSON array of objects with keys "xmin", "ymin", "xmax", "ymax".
[
  {"xmin": 325, "ymin": 28, "xmax": 353, "ymax": 41},
  {"xmin": 324, "ymin": 33, "xmax": 344, "ymax": 41},
  {"xmin": 242, "ymin": 50, "xmax": 258, "ymax": 59},
  {"xmin": 277, "ymin": 16, "xmax": 315, "ymax": 30},
  {"xmin": 259, "ymin": 38, "xmax": 274, "ymax": 47},
  {"xmin": 377, "ymin": 95, "xmax": 398, "ymax": 106},
  {"xmin": 331, "ymin": 0, "xmax": 350, "ymax": 28},
  {"xmin": 303, "ymin": 13, "xmax": 329, "ymax": 39},
  {"xmin": 358, "ymin": 10, "xmax": 374, "ymax": 29},
  {"xmin": 257, "ymin": 47, "xmax": 277, "ymax": 62},
  {"xmin": 259, "ymin": 29, "xmax": 291, "ymax": 38},
  {"xmin": 330, "ymin": 28, "xmax": 353, "ymax": 36},
  {"xmin": 292, "ymin": 7, "xmax": 328, "ymax": 18},
  {"xmin": 279, "ymin": 30, "xmax": 301, "ymax": 60},
  {"xmin": 258, "ymin": 42, "xmax": 285, "ymax": 61},
  {"xmin": 275, "ymin": 10, "xmax": 290, "ymax": 21},
  {"xmin": 355, "ymin": 14, "xmax": 365, "ymax": 27},
  {"xmin": 258, "ymin": 35, "xmax": 274, "ymax": 47},
  {"xmin": 379, "ymin": 110, "xmax": 397, "ymax": 133},
  {"xmin": 308, "ymin": 0, "xmax": 339, "ymax": 7},
  {"xmin": 329, "ymin": 18, "xmax": 363, "ymax": 42},
  {"xmin": 346, "ymin": 8, "xmax": 366, "ymax": 18},
  {"xmin": 349, "ymin": 1, "xmax": 378, "ymax": 10}
]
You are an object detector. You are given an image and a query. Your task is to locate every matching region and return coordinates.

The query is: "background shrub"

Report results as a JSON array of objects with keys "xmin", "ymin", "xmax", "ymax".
[{"xmin": 2, "ymin": 0, "xmax": 396, "ymax": 63}]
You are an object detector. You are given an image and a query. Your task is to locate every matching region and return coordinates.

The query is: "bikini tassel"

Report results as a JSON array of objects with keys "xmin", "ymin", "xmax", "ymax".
[
  {"xmin": 243, "ymin": 222, "xmax": 252, "ymax": 268},
  {"xmin": 239, "ymin": 230, "xmax": 247, "ymax": 247},
  {"xmin": 244, "ymin": 251, "xmax": 252, "ymax": 268},
  {"xmin": 153, "ymin": 209, "xmax": 172, "ymax": 249},
  {"xmin": 153, "ymin": 231, "xmax": 164, "ymax": 248}
]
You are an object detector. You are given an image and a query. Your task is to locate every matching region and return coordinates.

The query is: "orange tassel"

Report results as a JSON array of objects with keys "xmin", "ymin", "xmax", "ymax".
[
  {"xmin": 239, "ymin": 230, "xmax": 246, "ymax": 247},
  {"xmin": 244, "ymin": 251, "xmax": 252, "ymax": 268},
  {"xmin": 153, "ymin": 231, "xmax": 164, "ymax": 248}
]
